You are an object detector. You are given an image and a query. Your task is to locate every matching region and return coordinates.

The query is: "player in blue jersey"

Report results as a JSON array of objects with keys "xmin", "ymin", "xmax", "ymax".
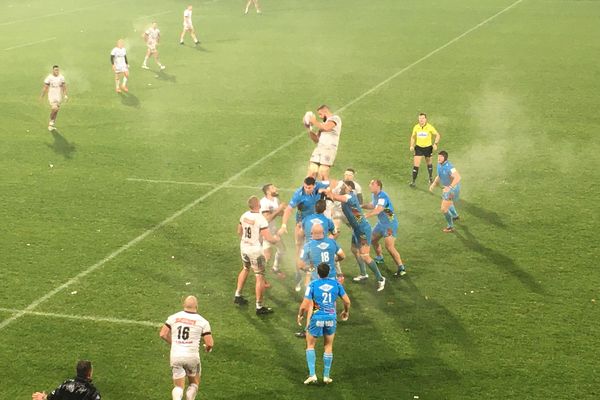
[
  {"xmin": 363, "ymin": 179, "xmax": 407, "ymax": 277},
  {"xmin": 326, "ymin": 181, "xmax": 386, "ymax": 291},
  {"xmin": 297, "ymin": 262, "xmax": 351, "ymax": 385},
  {"xmin": 303, "ymin": 199, "xmax": 336, "ymax": 241},
  {"xmin": 429, "ymin": 151, "xmax": 461, "ymax": 232},
  {"xmin": 279, "ymin": 177, "xmax": 332, "ymax": 290},
  {"xmin": 300, "ymin": 224, "xmax": 345, "ymax": 281}
]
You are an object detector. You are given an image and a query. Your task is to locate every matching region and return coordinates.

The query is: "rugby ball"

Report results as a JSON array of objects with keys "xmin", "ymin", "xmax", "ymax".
[{"xmin": 303, "ymin": 111, "xmax": 314, "ymax": 128}]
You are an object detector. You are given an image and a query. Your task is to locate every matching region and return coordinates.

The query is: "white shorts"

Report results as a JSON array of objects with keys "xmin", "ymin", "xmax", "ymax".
[
  {"xmin": 114, "ymin": 64, "xmax": 129, "ymax": 73},
  {"xmin": 310, "ymin": 144, "xmax": 337, "ymax": 167},
  {"xmin": 147, "ymin": 42, "xmax": 157, "ymax": 52},
  {"xmin": 171, "ymin": 356, "xmax": 201, "ymax": 380},
  {"xmin": 240, "ymin": 246, "xmax": 265, "ymax": 274},
  {"xmin": 48, "ymin": 97, "xmax": 62, "ymax": 108},
  {"xmin": 183, "ymin": 23, "xmax": 194, "ymax": 31}
]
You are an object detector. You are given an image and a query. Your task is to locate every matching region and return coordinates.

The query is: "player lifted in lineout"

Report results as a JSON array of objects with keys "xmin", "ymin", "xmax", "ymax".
[
  {"xmin": 40, "ymin": 65, "xmax": 67, "ymax": 131},
  {"xmin": 180, "ymin": 5, "xmax": 200, "ymax": 46},
  {"xmin": 142, "ymin": 22, "xmax": 165, "ymax": 71},
  {"xmin": 304, "ymin": 105, "xmax": 342, "ymax": 181},
  {"xmin": 110, "ymin": 39, "xmax": 129, "ymax": 93}
]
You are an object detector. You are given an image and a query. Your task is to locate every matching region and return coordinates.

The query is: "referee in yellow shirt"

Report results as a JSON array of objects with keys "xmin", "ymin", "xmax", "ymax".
[{"xmin": 409, "ymin": 113, "xmax": 440, "ymax": 187}]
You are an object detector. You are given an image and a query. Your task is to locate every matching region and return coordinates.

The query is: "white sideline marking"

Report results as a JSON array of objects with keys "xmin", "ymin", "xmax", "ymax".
[
  {"xmin": 0, "ymin": 0, "xmax": 522, "ymax": 332},
  {"xmin": 0, "ymin": 1, "xmax": 120, "ymax": 27},
  {"xmin": 0, "ymin": 308, "xmax": 160, "ymax": 328},
  {"xmin": 127, "ymin": 177, "xmax": 296, "ymax": 192},
  {"xmin": 3, "ymin": 37, "xmax": 56, "ymax": 51}
]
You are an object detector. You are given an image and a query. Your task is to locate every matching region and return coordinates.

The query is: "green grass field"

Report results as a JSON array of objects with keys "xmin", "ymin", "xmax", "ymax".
[{"xmin": 1, "ymin": 0, "xmax": 599, "ymax": 398}]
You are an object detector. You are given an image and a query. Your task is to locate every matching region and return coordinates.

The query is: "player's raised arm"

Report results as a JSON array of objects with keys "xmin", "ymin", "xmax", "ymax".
[{"xmin": 309, "ymin": 114, "xmax": 337, "ymax": 132}]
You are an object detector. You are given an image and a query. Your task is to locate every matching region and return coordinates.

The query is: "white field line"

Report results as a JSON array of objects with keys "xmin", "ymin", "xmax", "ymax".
[
  {"xmin": 3, "ymin": 37, "xmax": 56, "ymax": 51},
  {"xmin": 126, "ymin": 177, "xmax": 296, "ymax": 192},
  {"xmin": 0, "ymin": 308, "xmax": 160, "ymax": 328},
  {"xmin": 0, "ymin": 0, "xmax": 522, "ymax": 332},
  {"xmin": 0, "ymin": 1, "xmax": 120, "ymax": 27}
]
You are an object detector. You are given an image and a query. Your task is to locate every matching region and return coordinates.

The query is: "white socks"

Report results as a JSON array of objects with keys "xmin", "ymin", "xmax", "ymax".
[
  {"xmin": 172, "ymin": 386, "xmax": 184, "ymax": 400},
  {"xmin": 186, "ymin": 384, "xmax": 198, "ymax": 400}
]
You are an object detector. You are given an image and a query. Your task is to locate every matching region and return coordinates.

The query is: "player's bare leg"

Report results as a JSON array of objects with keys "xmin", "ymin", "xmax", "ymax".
[
  {"xmin": 441, "ymin": 198, "xmax": 455, "ymax": 233},
  {"xmin": 234, "ymin": 266, "xmax": 249, "ymax": 305},
  {"xmin": 48, "ymin": 105, "xmax": 59, "ymax": 130},
  {"xmin": 142, "ymin": 49, "xmax": 152, "ymax": 69},
  {"xmin": 190, "ymin": 29, "xmax": 200, "ymax": 45},
  {"xmin": 384, "ymin": 236, "xmax": 403, "ymax": 266},
  {"xmin": 153, "ymin": 51, "xmax": 165, "ymax": 69},
  {"xmin": 121, "ymin": 71, "xmax": 129, "ymax": 92},
  {"xmin": 307, "ymin": 162, "xmax": 319, "ymax": 179},
  {"xmin": 114, "ymin": 73, "xmax": 122, "ymax": 93},
  {"xmin": 317, "ymin": 165, "xmax": 330, "ymax": 181},
  {"xmin": 360, "ymin": 244, "xmax": 385, "ymax": 291},
  {"xmin": 171, "ymin": 377, "xmax": 185, "ymax": 400},
  {"xmin": 255, "ymin": 273, "xmax": 272, "ymax": 314},
  {"xmin": 185, "ymin": 374, "xmax": 200, "ymax": 400},
  {"xmin": 179, "ymin": 30, "xmax": 186, "ymax": 44},
  {"xmin": 371, "ymin": 233, "xmax": 384, "ymax": 259}
]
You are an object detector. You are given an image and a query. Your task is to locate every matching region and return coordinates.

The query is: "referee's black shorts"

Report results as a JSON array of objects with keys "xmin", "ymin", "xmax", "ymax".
[{"xmin": 414, "ymin": 145, "xmax": 433, "ymax": 157}]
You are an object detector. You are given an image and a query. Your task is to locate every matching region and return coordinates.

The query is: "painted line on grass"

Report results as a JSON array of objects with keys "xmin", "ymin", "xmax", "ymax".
[
  {"xmin": 3, "ymin": 37, "xmax": 56, "ymax": 51},
  {"xmin": 0, "ymin": 0, "xmax": 523, "ymax": 332},
  {"xmin": 0, "ymin": 307, "xmax": 160, "ymax": 328},
  {"xmin": 127, "ymin": 177, "xmax": 296, "ymax": 192},
  {"xmin": 0, "ymin": 1, "xmax": 120, "ymax": 27}
]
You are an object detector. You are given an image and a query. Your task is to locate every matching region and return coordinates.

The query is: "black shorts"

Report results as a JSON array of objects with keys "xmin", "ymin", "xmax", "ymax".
[{"xmin": 414, "ymin": 145, "xmax": 433, "ymax": 157}]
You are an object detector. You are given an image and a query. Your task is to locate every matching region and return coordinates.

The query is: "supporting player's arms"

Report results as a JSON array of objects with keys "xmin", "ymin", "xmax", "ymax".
[
  {"xmin": 159, "ymin": 324, "xmax": 172, "ymax": 344},
  {"xmin": 278, "ymin": 205, "xmax": 293, "ymax": 234},
  {"xmin": 309, "ymin": 116, "xmax": 336, "ymax": 132},
  {"xmin": 260, "ymin": 227, "xmax": 280, "ymax": 244},
  {"xmin": 325, "ymin": 189, "xmax": 349, "ymax": 203},
  {"xmin": 308, "ymin": 129, "xmax": 320, "ymax": 144},
  {"xmin": 364, "ymin": 205, "xmax": 384, "ymax": 219}
]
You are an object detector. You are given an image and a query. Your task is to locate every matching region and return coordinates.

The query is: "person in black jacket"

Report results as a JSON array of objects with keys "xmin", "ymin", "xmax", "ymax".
[{"xmin": 32, "ymin": 360, "xmax": 101, "ymax": 400}]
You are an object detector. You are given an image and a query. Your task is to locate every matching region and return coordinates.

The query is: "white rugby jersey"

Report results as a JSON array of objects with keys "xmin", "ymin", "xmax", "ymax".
[
  {"xmin": 240, "ymin": 211, "xmax": 269, "ymax": 248},
  {"xmin": 165, "ymin": 311, "xmax": 211, "ymax": 358},
  {"xmin": 318, "ymin": 114, "xmax": 342, "ymax": 147},
  {"xmin": 260, "ymin": 197, "xmax": 279, "ymax": 229},
  {"xmin": 110, "ymin": 47, "xmax": 127, "ymax": 67},
  {"xmin": 145, "ymin": 27, "xmax": 160, "ymax": 43},
  {"xmin": 44, "ymin": 74, "xmax": 65, "ymax": 99}
]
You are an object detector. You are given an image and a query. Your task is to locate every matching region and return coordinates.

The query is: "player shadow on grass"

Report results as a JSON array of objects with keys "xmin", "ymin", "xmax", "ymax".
[
  {"xmin": 156, "ymin": 70, "xmax": 176, "ymax": 83},
  {"xmin": 460, "ymin": 199, "xmax": 507, "ymax": 228},
  {"xmin": 456, "ymin": 225, "xmax": 545, "ymax": 295},
  {"xmin": 46, "ymin": 130, "xmax": 76, "ymax": 159},
  {"xmin": 120, "ymin": 92, "xmax": 140, "ymax": 108}
]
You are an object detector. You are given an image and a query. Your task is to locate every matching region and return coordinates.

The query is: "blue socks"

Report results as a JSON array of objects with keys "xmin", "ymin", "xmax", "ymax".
[
  {"xmin": 355, "ymin": 254, "xmax": 367, "ymax": 275},
  {"xmin": 323, "ymin": 352, "xmax": 333, "ymax": 378},
  {"xmin": 306, "ymin": 349, "xmax": 316, "ymax": 376},
  {"xmin": 367, "ymin": 261, "xmax": 384, "ymax": 281},
  {"xmin": 449, "ymin": 204, "xmax": 458, "ymax": 218},
  {"xmin": 444, "ymin": 212, "xmax": 454, "ymax": 228}
]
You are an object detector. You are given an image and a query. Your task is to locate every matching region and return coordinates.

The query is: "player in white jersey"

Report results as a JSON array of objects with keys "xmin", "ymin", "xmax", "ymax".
[
  {"xmin": 142, "ymin": 22, "xmax": 165, "ymax": 70},
  {"xmin": 160, "ymin": 296, "xmax": 213, "ymax": 400},
  {"xmin": 234, "ymin": 196, "xmax": 280, "ymax": 315},
  {"xmin": 244, "ymin": 0, "xmax": 261, "ymax": 14},
  {"xmin": 40, "ymin": 65, "xmax": 67, "ymax": 132},
  {"xmin": 305, "ymin": 105, "xmax": 342, "ymax": 181},
  {"xmin": 110, "ymin": 39, "xmax": 129, "ymax": 93},
  {"xmin": 180, "ymin": 5, "xmax": 200, "ymax": 45},
  {"xmin": 260, "ymin": 183, "xmax": 287, "ymax": 278}
]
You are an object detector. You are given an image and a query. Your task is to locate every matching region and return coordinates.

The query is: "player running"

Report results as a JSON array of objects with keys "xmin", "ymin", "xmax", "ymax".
[
  {"xmin": 305, "ymin": 105, "xmax": 342, "ymax": 181},
  {"xmin": 278, "ymin": 177, "xmax": 331, "ymax": 291},
  {"xmin": 260, "ymin": 183, "xmax": 287, "ymax": 278},
  {"xmin": 326, "ymin": 181, "xmax": 386, "ymax": 291},
  {"xmin": 40, "ymin": 65, "xmax": 67, "ymax": 131},
  {"xmin": 429, "ymin": 151, "xmax": 461, "ymax": 232},
  {"xmin": 298, "ymin": 262, "xmax": 351, "ymax": 385},
  {"xmin": 363, "ymin": 179, "xmax": 407, "ymax": 276},
  {"xmin": 244, "ymin": 0, "xmax": 261, "ymax": 14},
  {"xmin": 234, "ymin": 196, "xmax": 281, "ymax": 314},
  {"xmin": 180, "ymin": 5, "xmax": 200, "ymax": 45},
  {"xmin": 110, "ymin": 39, "xmax": 129, "ymax": 93},
  {"xmin": 409, "ymin": 113, "xmax": 441, "ymax": 187},
  {"xmin": 142, "ymin": 22, "xmax": 165, "ymax": 70},
  {"xmin": 159, "ymin": 296, "xmax": 213, "ymax": 400}
]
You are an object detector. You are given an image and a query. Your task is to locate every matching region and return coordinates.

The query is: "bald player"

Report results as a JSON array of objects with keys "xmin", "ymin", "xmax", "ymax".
[{"xmin": 160, "ymin": 296, "xmax": 213, "ymax": 400}]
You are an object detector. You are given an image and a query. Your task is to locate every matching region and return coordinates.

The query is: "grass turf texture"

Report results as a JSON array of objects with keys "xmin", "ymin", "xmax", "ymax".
[{"xmin": 1, "ymin": 0, "xmax": 599, "ymax": 398}]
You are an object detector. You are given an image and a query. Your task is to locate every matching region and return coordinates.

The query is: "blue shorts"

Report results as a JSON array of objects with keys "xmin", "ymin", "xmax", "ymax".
[
  {"xmin": 308, "ymin": 317, "xmax": 337, "ymax": 337},
  {"xmin": 351, "ymin": 223, "xmax": 372, "ymax": 247},
  {"xmin": 373, "ymin": 220, "xmax": 398, "ymax": 238},
  {"xmin": 442, "ymin": 184, "xmax": 460, "ymax": 201}
]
